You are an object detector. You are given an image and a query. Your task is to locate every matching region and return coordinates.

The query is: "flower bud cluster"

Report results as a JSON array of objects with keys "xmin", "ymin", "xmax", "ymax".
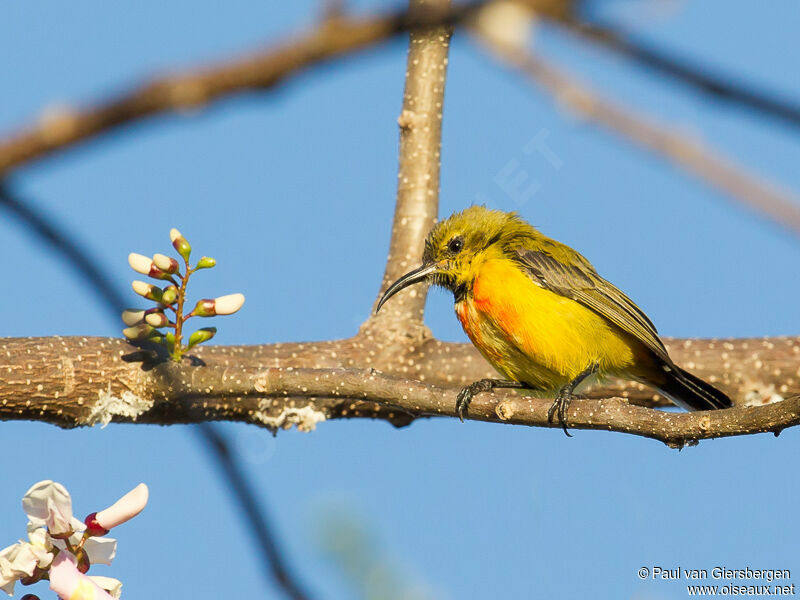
[{"xmin": 121, "ymin": 228, "xmax": 244, "ymax": 361}]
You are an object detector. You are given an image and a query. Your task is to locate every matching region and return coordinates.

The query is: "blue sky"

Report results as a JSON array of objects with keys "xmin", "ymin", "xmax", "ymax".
[{"xmin": 1, "ymin": 1, "xmax": 798, "ymax": 598}]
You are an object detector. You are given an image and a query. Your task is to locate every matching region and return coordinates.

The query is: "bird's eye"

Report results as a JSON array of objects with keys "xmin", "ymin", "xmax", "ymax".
[{"xmin": 447, "ymin": 236, "xmax": 464, "ymax": 254}]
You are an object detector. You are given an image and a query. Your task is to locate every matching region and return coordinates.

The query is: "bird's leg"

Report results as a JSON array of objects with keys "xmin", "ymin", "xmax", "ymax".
[
  {"xmin": 547, "ymin": 362, "xmax": 599, "ymax": 437},
  {"xmin": 456, "ymin": 379, "xmax": 528, "ymax": 422}
]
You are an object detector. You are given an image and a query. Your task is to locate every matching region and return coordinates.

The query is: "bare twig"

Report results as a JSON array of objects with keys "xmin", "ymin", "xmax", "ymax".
[
  {"xmin": 0, "ymin": 3, "xmax": 482, "ymax": 178},
  {"xmin": 368, "ymin": 0, "xmax": 452, "ymax": 332},
  {"xmin": 476, "ymin": 35, "xmax": 800, "ymax": 236},
  {"xmin": 558, "ymin": 19, "xmax": 800, "ymax": 130},
  {"xmin": 198, "ymin": 424, "xmax": 313, "ymax": 600},
  {"xmin": 0, "ymin": 0, "xmax": 576, "ymax": 179},
  {"xmin": 0, "ymin": 184, "xmax": 127, "ymax": 316}
]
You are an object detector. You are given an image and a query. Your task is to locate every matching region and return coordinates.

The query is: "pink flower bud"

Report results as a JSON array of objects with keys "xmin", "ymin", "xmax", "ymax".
[
  {"xmin": 93, "ymin": 484, "xmax": 148, "ymax": 531},
  {"xmin": 213, "ymin": 293, "xmax": 245, "ymax": 315}
]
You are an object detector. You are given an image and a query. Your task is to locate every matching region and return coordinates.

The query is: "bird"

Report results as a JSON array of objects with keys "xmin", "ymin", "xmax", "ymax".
[{"xmin": 376, "ymin": 206, "xmax": 731, "ymax": 434}]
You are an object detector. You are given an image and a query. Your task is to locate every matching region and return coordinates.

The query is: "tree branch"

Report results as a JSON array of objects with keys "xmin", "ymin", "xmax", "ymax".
[
  {"xmin": 474, "ymin": 34, "xmax": 800, "ymax": 237},
  {"xmin": 558, "ymin": 19, "xmax": 800, "ymax": 130},
  {"xmin": 0, "ymin": 335, "xmax": 796, "ymax": 446},
  {"xmin": 368, "ymin": 0, "xmax": 452, "ymax": 334},
  {"xmin": 0, "ymin": 3, "xmax": 485, "ymax": 178},
  {"xmin": 0, "ymin": 0, "xmax": 579, "ymax": 179}
]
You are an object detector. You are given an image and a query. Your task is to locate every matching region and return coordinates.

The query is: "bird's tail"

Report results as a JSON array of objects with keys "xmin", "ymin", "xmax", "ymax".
[{"xmin": 657, "ymin": 365, "xmax": 732, "ymax": 411}]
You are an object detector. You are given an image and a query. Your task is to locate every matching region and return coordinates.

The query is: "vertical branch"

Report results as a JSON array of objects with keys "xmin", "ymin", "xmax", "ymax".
[{"xmin": 369, "ymin": 0, "xmax": 453, "ymax": 334}]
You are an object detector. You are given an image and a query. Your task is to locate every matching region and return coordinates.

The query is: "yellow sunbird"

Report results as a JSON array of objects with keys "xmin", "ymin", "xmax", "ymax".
[{"xmin": 377, "ymin": 206, "xmax": 731, "ymax": 433}]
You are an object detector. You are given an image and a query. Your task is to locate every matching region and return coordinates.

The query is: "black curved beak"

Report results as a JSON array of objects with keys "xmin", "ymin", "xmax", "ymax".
[{"xmin": 376, "ymin": 262, "xmax": 440, "ymax": 313}]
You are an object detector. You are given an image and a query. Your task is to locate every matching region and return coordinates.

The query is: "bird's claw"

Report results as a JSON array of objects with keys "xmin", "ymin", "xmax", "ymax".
[
  {"xmin": 455, "ymin": 387, "xmax": 472, "ymax": 423},
  {"xmin": 455, "ymin": 379, "xmax": 497, "ymax": 422},
  {"xmin": 547, "ymin": 389, "xmax": 574, "ymax": 438}
]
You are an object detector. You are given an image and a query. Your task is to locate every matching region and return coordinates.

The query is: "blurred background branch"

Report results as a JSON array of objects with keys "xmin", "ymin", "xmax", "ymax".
[{"xmin": 474, "ymin": 30, "xmax": 800, "ymax": 236}]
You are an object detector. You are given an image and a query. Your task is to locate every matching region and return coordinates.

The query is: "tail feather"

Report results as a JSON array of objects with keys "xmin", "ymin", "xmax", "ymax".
[{"xmin": 657, "ymin": 365, "xmax": 732, "ymax": 411}]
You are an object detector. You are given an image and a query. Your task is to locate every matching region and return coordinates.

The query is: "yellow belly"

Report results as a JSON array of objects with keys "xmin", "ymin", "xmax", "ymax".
[{"xmin": 455, "ymin": 258, "xmax": 640, "ymax": 391}]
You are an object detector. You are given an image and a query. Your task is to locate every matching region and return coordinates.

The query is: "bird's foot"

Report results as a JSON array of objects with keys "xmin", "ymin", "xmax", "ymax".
[
  {"xmin": 547, "ymin": 389, "xmax": 574, "ymax": 438},
  {"xmin": 455, "ymin": 379, "xmax": 497, "ymax": 422}
]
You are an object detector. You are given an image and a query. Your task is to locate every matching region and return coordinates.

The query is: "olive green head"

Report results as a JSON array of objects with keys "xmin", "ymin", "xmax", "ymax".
[{"xmin": 377, "ymin": 206, "xmax": 535, "ymax": 311}]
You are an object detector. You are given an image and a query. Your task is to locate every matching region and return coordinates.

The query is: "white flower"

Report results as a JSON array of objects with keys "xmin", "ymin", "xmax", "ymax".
[
  {"xmin": 169, "ymin": 228, "xmax": 182, "ymax": 243},
  {"xmin": 0, "ymin": 542, "xmax": 37, "ymax": 595},
  {"xmin": 22, "ymin": 481, "xmax": 83, "ymax": 537},
  {"xmin": 26, "ymin": 525, "xmax": 55, "ymax": 568},
  {"xmin": 2, "ymin": 481, "xmax": 144, "ymax": 598}
]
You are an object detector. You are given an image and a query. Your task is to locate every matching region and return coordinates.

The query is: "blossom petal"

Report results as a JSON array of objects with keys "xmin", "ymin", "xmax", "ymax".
[
  {"xmin": 88, "ymin": 576, "xmax": 122, "ymax": 599},
  {"xmin": 95, "ymin": 484, "xmax": 148, "ymax": 530},
  {"xmin": 49, "ymin": 553, "xmax": 114, "ymax": 600},
  {"xmin": 84, "ymin": 537, "xmax": 117, "ymax": 566},
  {"xmin": 22, "ymin": 481, "xmax": 73, "ymax": 534}
]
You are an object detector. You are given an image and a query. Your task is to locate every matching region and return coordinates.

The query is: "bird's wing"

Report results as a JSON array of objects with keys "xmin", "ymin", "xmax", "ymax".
[{"xmin": 513, "ymin": 247, "xmax": 671, "ymax": 362}]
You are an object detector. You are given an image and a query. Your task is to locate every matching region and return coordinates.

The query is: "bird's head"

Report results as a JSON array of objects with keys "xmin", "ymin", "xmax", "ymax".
[{"xmin": 377, "ymin": 206, "xmax": 531, "ymax": 311}]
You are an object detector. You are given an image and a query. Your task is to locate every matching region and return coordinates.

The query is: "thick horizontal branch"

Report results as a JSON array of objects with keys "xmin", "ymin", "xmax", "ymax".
[{"xmin": 0, "ymin": 336, "xmax": 796, "ymax": 446}]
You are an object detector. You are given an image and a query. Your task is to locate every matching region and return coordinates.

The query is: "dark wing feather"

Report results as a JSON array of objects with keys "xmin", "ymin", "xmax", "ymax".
[{"xmin": 513, "ymin": 247, "xmax": 671, "ymax": 363}]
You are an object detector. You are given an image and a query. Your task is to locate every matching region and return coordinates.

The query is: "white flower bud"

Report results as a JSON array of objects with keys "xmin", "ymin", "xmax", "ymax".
[
  {"xmin": 152, "ymin": 253, "xmax": 179, "ymax": 273},
  {"xmin": 131, "ymin": 280, "xmax": 153, "ymax": 297},
  {"xmin": 128, "ymin": 253, "xmax": 153, "ymax": 276},
  {"xmin": 122, "ymin": 324, "xmax": 154, "ymax": 340},
  {"xmin": 144, "ymin": 311, "xmax": 169, "ymax": 327},
  {"xmin": 121, "ymin": 309, "xmax": 145, "ymax": 326},
  {"xmin": 169, "ymin": 228, "xmax": 182, "ymax": 243},
  {"xmin": 213, "ymin": 293, "xmax": 245, "ymax": 315}
]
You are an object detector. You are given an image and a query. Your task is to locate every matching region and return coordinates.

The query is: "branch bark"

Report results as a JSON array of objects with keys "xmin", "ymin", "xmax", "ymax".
[
  {"xmin": 0, "ymin": 336, "xmax": 796, "ymax": 446},
  {"xmin": 368, "ymin": 0, "xmax": 452, "ymax": 334}
]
